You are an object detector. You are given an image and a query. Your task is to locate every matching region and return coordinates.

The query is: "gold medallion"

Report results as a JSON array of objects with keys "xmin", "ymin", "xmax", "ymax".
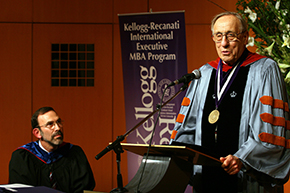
[{"xmin": 208, "ymin": 109, "xmax": 220, "ymax": 124}]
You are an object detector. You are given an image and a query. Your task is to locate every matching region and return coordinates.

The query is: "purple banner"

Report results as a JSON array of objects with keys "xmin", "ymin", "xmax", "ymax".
[{"xmin": 119, "ymin": 11, "xmax": 188, "ymax": 183}]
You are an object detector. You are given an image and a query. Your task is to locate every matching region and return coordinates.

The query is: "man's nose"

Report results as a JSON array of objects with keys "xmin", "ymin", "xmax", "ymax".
[
  {"xmin": 53, "ymin": 122, "xmax": 62, "ymax": 130},
  {"xmin": 221, "ymin": 35, "xmax": 230, "ymax": 47}
]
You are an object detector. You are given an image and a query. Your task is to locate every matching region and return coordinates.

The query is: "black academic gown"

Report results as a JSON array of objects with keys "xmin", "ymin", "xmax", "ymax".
[{"xmin": 9, "ymin": 141, "xmax": 95, "ymax": 193}]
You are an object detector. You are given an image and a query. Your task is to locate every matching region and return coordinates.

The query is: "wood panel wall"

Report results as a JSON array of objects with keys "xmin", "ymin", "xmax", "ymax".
[{"xmin": 0, "ymin": 0, "xmax": 288, "ymax": 192}]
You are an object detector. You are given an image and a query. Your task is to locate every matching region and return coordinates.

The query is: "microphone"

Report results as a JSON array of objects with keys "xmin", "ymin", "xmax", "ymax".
[{"xmin": 168, "ymin": 69, "xmax": 201, "ymax": 86}]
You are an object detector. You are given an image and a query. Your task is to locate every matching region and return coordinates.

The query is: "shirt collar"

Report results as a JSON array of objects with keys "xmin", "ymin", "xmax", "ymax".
[{"xmin": 38, "ymin": 140, "xmax": 50, "ymax": 153}]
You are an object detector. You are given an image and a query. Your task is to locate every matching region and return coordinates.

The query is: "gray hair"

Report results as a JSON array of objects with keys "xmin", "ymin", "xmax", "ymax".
[{"xmin": 211, "ymin": 11, "xmax": 248, "ymax": 35}]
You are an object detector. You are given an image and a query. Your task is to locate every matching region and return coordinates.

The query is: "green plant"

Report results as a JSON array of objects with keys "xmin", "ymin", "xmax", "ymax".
[{"xmin": 236, "ymin": 0, "xmax": 290, "ymax": 94}]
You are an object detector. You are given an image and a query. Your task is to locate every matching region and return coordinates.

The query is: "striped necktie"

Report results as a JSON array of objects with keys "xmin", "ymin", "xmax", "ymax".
[{"xmin": 49, "ymin": 171, "xmax": 57, "ymax": 189}]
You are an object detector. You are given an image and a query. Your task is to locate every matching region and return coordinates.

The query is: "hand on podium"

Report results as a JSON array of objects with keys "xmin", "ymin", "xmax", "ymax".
[{"xmin": 220, "ymin": 154, "xmax": 243, "ymax": 175}]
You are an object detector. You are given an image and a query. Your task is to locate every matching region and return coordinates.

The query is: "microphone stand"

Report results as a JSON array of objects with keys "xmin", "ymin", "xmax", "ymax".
[{"xmin": 95, "ymin": 83, "xmax": 189, "ymax": 193}]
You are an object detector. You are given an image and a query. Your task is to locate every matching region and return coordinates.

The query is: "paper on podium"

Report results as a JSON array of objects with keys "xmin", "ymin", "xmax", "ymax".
[
  {"xmin": 0, "ymin": 184, "xmax": 65, "ymax": 193},
  {"xmin": 121, "ymin": 142, "xmax": 222, "ymax": 167}
]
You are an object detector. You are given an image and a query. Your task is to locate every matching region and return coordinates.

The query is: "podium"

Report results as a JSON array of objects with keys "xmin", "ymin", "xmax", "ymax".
[{"xmin": 122, "ymin": 142, "xmax": 221, "ymax": 193}]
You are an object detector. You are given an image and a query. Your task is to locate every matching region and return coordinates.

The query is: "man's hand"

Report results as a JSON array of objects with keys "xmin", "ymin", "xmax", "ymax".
[{"xmin": 220, "ymin": 154, "xmax": 243, "ymax": 175}]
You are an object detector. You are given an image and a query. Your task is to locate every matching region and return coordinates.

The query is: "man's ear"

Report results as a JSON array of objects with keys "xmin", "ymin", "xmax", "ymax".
[
  {"xmin": 33, "ymin": 128, "xmax": 42, "ymax": 139},
  {"xmin": 243, "ymin": 31, "xmax": 249, "ymax": 45}
]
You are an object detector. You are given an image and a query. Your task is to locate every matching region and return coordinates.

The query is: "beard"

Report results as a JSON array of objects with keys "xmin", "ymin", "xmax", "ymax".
[{"xmin": 41, "ymin": 130, "xmax": 64, "ymax": 147}]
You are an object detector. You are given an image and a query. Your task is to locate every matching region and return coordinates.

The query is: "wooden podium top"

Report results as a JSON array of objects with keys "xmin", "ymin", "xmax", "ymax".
[{"xmin": 121, "ymin": 142, "xmax": 221, "ymax": 166}]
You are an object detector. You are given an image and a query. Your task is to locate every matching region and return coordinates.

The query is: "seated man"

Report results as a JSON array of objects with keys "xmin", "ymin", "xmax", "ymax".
[{"xmin": 9, "ymin": 107, "xmax": 95, "ymax": 193}]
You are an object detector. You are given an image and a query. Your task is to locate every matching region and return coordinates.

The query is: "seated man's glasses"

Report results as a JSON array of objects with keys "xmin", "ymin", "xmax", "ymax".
[
  {"xmin": 38, "ymin": 119, "xmax": 64, "ymax": 130},
  {"xmin": 212, "ymin": 31, "xmax": 244, "ymax": 43}
]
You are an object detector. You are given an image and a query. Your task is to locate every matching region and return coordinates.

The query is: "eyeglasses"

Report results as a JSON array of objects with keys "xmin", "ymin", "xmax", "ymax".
[
  {"xmin": 39, "ymin": 119, "xmax": 64, "ymax": 130},
  {"xmin": 212, "ymin": 31, "xmax": 244, "ymax": 43}
]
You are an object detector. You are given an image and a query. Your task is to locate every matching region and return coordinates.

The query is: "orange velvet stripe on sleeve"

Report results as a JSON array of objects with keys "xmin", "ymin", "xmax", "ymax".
[
  {"xmin": 260, "ymin": 96, "xmax": 289, "ymax": 112},
  {"xmin": 259, "ymin": 95, "xmax": 290, "ymax": 148},
  {"xmin": 181, "ymin": 97, "xmax": 191, "ymax": 106},
  {"xmin": 259, "ymin": 132, "xmax": 290, "ymax": 148},
  {"xmin": 170, "ymin": 130, "xmax": 178, "ymax": 140},
  {"xmin": 176, "ymin": 114, "xmax": 185, "ymax": 123}
]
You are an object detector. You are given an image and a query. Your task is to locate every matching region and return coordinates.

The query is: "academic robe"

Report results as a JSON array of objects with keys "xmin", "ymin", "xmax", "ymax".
[
  {"xmin": 170, "ymin": 51, "xmax": 290, "ymax": 193},
  {"xmin": 9, "ymin": 141, "xmax": 95, "ymax": 193}
]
